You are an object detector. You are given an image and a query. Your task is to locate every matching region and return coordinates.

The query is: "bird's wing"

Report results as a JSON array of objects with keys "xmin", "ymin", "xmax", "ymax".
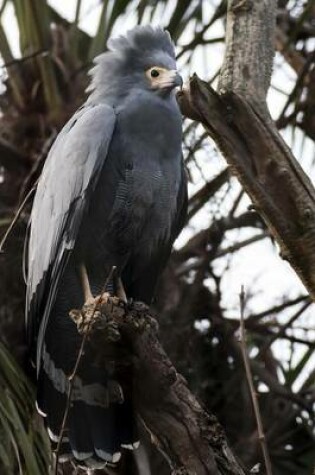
[{"xmin": 26, "ymin": 103, "xmax": 116, "ymax": 367}]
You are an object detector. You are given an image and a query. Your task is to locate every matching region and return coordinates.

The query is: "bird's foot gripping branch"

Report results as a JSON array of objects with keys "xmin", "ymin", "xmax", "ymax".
[
  {"xmin": 70, "ymin": 294, "xmax": 155, "ymax": 338},
  {"xmin": 68, "ymin": 296, "xmax": 246, "ymax": 475}
]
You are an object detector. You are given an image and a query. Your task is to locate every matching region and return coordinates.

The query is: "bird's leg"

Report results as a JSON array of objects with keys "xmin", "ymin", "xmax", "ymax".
[
  {"xmin": 78, "ymin": 262, "xmax": 94, "ymax": 303},
  {"xmin": 71, "ymin": 264, "xmax": 120, "ymax": 335},
  {"xmin": 70, "ymin": 263, "xmax": 96, "ymax": 334},
  {"xmin": 114, "ymin": 273, "xmax": 127, "ymax": 303},
  {"xmin": 71, "ymin": 265, "xmax": 127, "ymax": 341}
]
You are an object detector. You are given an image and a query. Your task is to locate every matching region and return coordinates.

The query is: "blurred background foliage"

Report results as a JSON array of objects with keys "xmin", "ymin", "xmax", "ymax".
[{"xmin": 0, "ymin": 0, "xmax": 314, "ymax": 474}]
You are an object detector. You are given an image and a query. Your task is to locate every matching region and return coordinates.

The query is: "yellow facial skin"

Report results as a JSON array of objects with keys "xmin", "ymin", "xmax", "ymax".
[{"xmin": 146, "ymin": 66, "xmax": 179, "ymax": 90}]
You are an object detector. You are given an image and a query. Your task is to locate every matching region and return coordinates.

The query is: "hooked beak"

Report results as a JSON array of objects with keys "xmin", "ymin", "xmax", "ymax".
[
  {"xmin": 174, "ymin": 71, "xmax": 183, "ymax": 89},
  {"xmin": 151, "ymin": 69, "xmax": 183, "ymax": 91}
]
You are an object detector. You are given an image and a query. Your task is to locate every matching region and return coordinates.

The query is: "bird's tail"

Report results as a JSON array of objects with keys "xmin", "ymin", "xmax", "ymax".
[{"xmin": 36, "ymin": 349, "xmax": 139, "ymax": 470}]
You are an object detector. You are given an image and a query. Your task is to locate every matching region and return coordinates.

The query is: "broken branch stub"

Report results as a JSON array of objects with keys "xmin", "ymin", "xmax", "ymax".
[
  {"xmin": 177, "ymin": 0, "xmax": 315, "ymax": 301},
  {"xmin": 178, "ymin": 76, "xmax": 315, "ymax": 302}
]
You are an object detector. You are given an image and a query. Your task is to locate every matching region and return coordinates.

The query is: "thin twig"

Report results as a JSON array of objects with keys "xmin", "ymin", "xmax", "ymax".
[
  {"xmin": 276, "ymin": 50, "xmax": 315, "ymax": 128},
  {"xmin": 256, "ymin": 300, "xmax": 311, "ymax": 358},
  {"xmin": 54, "ymin": 265, "xmax": 116, "ymax": 473},
  {"xmin": 214, "ymin": 232, "xmax": 268, "ymax": 259},
  {"xmin": 1, "ymin": 49, "xmax": 49, "ymax": 69},
  {"xmin": 74, "ymin": 0, "xmax": 82, "ymax": 27},
  {"xmin": 239, "ymin": 286, "xmax": 273, "ymax": 475},
  {"xmin": 247, "ymin": 295, "xmax": 310, "ymax": 322},
  {"xmin": 229, "ymin": 189, "xmax": 244, "ymax": 218},
  {"xmin": 0, "ymin": 184, "xmax": 37, "ymax": 253}
]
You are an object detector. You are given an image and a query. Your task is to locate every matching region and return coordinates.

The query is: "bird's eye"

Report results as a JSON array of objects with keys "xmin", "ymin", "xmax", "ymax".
[{"xmin": 150, "ymin": 69, "xmax": 160, "ymax": 78}]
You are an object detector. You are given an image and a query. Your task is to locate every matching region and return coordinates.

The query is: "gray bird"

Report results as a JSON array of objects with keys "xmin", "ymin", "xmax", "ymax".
[{"xmin": 26, "ymin": 26, "xmax": 187, "ymax": 469}]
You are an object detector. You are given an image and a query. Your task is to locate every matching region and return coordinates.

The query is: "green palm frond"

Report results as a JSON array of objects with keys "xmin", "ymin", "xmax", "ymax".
[{"xmin": 0, "ymin": 342, "xmax": 50, "ymax": 475}]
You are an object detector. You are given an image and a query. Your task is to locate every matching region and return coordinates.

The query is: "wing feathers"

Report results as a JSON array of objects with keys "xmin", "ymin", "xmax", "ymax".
[{"xmin": 26, "ymin": 103, "xmax": 116, "ymax": 366}]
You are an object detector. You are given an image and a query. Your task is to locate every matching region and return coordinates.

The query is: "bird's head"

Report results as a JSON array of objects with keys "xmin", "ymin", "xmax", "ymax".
[{"xmin": 86, "ymin": 26, "xmax": 183, "ymax": 104}]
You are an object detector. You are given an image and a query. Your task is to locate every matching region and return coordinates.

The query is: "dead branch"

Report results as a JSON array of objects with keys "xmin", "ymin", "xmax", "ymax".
[
  {"xmin": 178, "ymin": 75, "xmax": 315, "ymax": 299},
  {"xmin": 275, "ymin": 27, "xmax": 306, "ymax": 75},
  {"xmin": 69, "ymin": 296, "xmax": 246, "ymax": 475},
  {"xmin": 239, "ymin": 287, "xmax": 273, "ymax": 475},
  {"xmin": 177, "ymin": 0, "xmax": 315, "ymax": 301},
  {"xmin": 174, "ymin": 211, "xmax": 263, "ymax": 266},
  {"xmin": 214, "ymin": 232, "xmax": 269, "ymax": 260},
  {"xmin": 256, "ymin": 300, "xmax": 312, "ymax": 358},
  {"xmin": 0, "ymin": 185, "xmax": 36, "ymax": 253},
  {"xmin": 247, "ymin": 295, "xmax": 310, "ymax": 322}
]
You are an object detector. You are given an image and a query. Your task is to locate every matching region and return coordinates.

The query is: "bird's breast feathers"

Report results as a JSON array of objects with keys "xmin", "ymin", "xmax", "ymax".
[
  {"xmin": 107, "ymin": 161, "xmax": 180, "ymax": 256},
  {"xmin": 101, "ymin": 92, "xmax": 183, "ymax": 252},
  {"xmin": 116, "ymin": 89, "xmax": 182, "ymax": 150}
]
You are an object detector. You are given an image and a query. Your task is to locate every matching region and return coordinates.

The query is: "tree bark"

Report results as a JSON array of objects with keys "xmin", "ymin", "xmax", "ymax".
[
  {"xmin": 70, "ymin": 297, "xmax": 246, "ymax": 475},
  {"xmin": 178, "ymin": 0, "xmax": 315, "ymax": 301}
]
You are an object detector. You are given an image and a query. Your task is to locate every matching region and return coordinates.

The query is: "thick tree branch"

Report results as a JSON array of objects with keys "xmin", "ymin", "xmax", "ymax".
[
  {"xmin": 70, "ymin": 297, "xmax": 246, "ymax": 475},
  {"xmin": 178, "ymin": 0, "xmax": 315, "ymax": 301}
]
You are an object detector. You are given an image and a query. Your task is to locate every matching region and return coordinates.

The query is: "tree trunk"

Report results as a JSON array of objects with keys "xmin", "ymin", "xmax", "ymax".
[{"xmin": 178, "ymin": 0, "xmax": 315, "ymax": 301}]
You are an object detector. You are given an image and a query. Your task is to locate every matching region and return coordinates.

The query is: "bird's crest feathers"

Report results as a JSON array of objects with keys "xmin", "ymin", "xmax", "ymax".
[
  {"xmin": 106, "ymin": 26, "xmax": 175, "ymax": 59},
  {"xmin": 86, "ymin": 26, "xmax": 176, "ymax": 102}
]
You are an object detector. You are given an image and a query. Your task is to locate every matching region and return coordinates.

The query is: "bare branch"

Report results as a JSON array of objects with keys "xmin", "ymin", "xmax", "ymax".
[
  {"xmin": 69, "ymin": 297, "xmax": 246, "ymax": 475},
  {"xmin": 177, "ymin": 0, "xmax": 315, "ymax": 300},
  {"xmin": 239, "ymin": 287, "xmax": 273, "ymax": 475},
  {"xmin": 256, "ymin": 300, "xmax": 312, "ymax": 358},
  {"xmin": 214, "ymin": 232, "xmax": 268, "ymax": 260},
  {"xmin": 0, "ymin": 185, "xmax": 36, "ymax": 253},
  {"xmin": 247, "ymin": 295, "xmax": 310, "ymax": 322},
  {"xmin": 178, "ymin": 74, "xmax": 315, "ymax": 301}
]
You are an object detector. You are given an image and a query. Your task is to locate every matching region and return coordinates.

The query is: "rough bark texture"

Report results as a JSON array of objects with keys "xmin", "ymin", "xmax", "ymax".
[
  {"xmin": 178, "ymin": 0, "xmax": 315, "ymax": 301},
  {"xmin": 70, "ymin": 297, "xmax": 246, "ymax": 475},
  {"xmin": 218, "ymin": 0, "xmax": 275, "ymax": 107}
]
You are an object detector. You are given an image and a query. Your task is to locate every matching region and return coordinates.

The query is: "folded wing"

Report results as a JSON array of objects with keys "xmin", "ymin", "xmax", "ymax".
[{"xmin": 26, "ymin": 103, "xmax": 116, "ymax": 369}]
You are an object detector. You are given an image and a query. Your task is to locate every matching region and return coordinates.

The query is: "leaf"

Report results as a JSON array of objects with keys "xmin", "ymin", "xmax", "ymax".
[
  {"xmin": 0, "ymin": 19, "xmax": 25, "ymax": 108},
  {"xmin": 0, "ymin": 343, "xmax": 50, "ymax": 475},
  {"xmin": 12, "ymin": 0, "xmax": 62, "ymax": 116}
]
